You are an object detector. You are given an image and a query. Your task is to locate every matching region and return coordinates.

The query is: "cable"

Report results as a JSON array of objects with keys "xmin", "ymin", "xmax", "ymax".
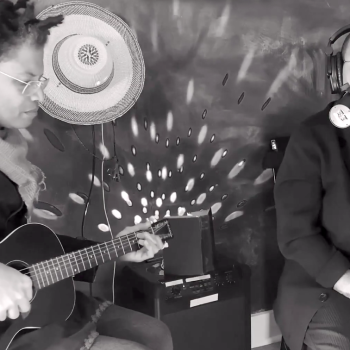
[
  {"xmin": 100, "ymin": 122, "xmax": 116, "ymax": 304},
  {"xmin": 81, "ymin": 126, "xmax": 96, "ymax": 239},
  {"xmin": 80, "ymin": 125, "xmax": 96, "ymax": 297},
  {"xmin": 71, "ymin": 125, "xmax": 103, "ymax": 161}
]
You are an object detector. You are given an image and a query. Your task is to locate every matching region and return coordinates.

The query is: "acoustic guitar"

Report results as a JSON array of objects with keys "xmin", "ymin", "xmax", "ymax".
[{"xmin": 0, "ymin": 220, "xmax": 173, "ymax": 350}]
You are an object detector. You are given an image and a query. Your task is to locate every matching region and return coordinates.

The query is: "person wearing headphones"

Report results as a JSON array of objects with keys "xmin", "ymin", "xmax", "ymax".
[{"xmin": 274, "ymin": 26, "xmax": 350, "ymax": 350}]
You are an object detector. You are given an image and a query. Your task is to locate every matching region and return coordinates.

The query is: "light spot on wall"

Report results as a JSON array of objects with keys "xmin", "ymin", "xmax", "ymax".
[
  {"xmin": 185, "ymin": 178, "xmax": 195, "ymax": 192},
  {"xmin": 128, "ymin": 163, "xmax": 135, "ymax": 176},
  {"xmin": 202, "ymin": 109, "xmax": 207, "ymax": 119},
  {"xmin": 176, "ymin": 137, "xmax": 180, "ymax": 145},
  {"xmin": 69, "ymin": 193, "xmax": 85, "ymax": 205},
  {"xmin": 119, "ymin": 166, "xmax": 124, "ymax": 175},
  {"xmin": 137, "ymin": 183, "xmax": 142, "ymax": 191},
  {"xmin": 143, "ymin": 207, "xmax": 148, "ymax": 214},
  {"xmin": 155, "ymin": 210, "xmax": 160, "ymax": 218},
  {"xmin": 103, "ymin": 182, "xmax": 110, "ymax": 192},
  {"xmin": 121, "ymin": 191, "xmax": 132, "ymax": 206},
  {"xmin": 88, "ymin": 174, "xmax": 101, "ymax": 187},
  {"xmin": 254, "ymin": 169, "xmax": 274, "ymax": 185},
  {"xmin": 198, "ymin": 125, "xmax": 208, "ymax": 144},
  {"xmin": 131, "ymin": 146, "xmax": 137, "ymax": 156},
  {"xmin": 190, "ymin": 199, "xmax": 195, "ymax": 205},
  {"xmin": 222, "ymin": 150, "xmax": 228, "ymax": 157},
  {"xmin": 141, "ymin": 198, "xmax": 148, "ymax": 206},
  {"xmin": 173, "ymin": 0, "xmax": 179, "ymax": 16},
  {"xmin": 192, "ymin": 155, "xmax": 197, "ymax": 162},
  {"xmin": 165, "ymin": 210, "xmax": 171, "ymax": 217},
  {"xmin": 237, "ymin": 199, "xmax": 247, "ymax": 208},
  {"xmin": 33, "ymin": 209, "xmax": 58, "ymax": 220},
  {"xmin": 177, "ymin": 154, "xmax": 184, "ymax": 169},
  {"xmin": 196, "ymin": 193, "xmax": 206, "ymax": 205},
  {"xmin": 167, "ymin": 111, "xmax": 174, "ymax": 131},
  {"xmin": 112, "ymin": 209, "xmax": 122, "ymax": 219},
  {"xmin": 162, "ymin": 193, "xmax": 166, "ymax": 200},
  {"xmin": 211, "ymin": 202, "xmax": 222, "ymax": 214},
  {"xmin": 150, "ymin": 122, "xmax": 156, "ymax": 141},
  {"xmin": 144, "ymin": 118, "xmax": 148, "ymax": 130},
  {"xmin": 168, "ymin": 170, "xmax": 172, "ymax": 178},
  {"xmin": 161, "ymin": 167, "xmax": 167, "ymax": 179},
  {"xmin": 165, "ymin": 138, "xmax": 170, "ymax": 148},
  {"xmin": 178, "ymin": 207, "xmax": 186, "ymax": 216},
  {"xmin": 76, "ymin": 192, "xmax": 88, "ymax": 203},
  {"xmin": 98, "ymin": 224, "xmax": 109, "ymax": 232},
  {"xmin": 170, "ymin": 192, "xmax": 177, "ymax": 203},
  {"xmin": 99, "ymin": 143, "xmax": 110, "ymax": 159},
  {"xmin": 134, "ymin": 215, "xmax": 142, "ymax": 225},
  {"xmin": 186, "ymin": 78, "xmax": 194, "ymax": 104},
  {"xmin": 179, "ymin": 166, "xmax": 184, "ymax": 173},
  {"xmin": 146, "ymin": 170, "xmax": 152, "ymax": 182},
  {"xmin": 209, "ymin": 185, "xmax": 216, "ymax": 192},
  {"xmin": 158, "ymin": 169, "xmax": 162, "ymax": 177},
  {"xmin": 131, "ymin": 115, "xmax": 138, "ymax": 136},
  {"xmin": 188, "ymin": 128, "xmax": 192, "ymax": 137},
  {"xmin": 156, "ymin": 198, "xmax": 163, "ymax": 207},
  {"xmin": 150, "ymin": 191, "xmax": 155, "ymax": 198},
  {"xmin": 200, "ymin": 173, "xmax": 205, "ymax": 179},
  {"xmin": 210, "ymin": 135, "xmax": 215, "ymax": 143},
  {"xmin": 224, "ymin": 211, "xmax": 244, "ymax": 222},
  {"xmin": 210, "ymin": 148, "xmax": 224, "ymax": 167},
  {"xmin": 222, "ymin": 194, "xmax": 228, "ymax": 200},
  {"xmin": 228, "ymin": 159, "xmax": 246, "ymax": 179}
]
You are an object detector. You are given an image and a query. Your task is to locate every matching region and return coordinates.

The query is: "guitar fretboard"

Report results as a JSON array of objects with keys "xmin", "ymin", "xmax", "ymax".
[{"xmin": 29, "ymin": 232, "xmax": 139, "ymax": 289}]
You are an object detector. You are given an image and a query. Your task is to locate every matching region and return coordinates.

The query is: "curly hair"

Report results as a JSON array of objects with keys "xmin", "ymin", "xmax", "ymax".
[{"xmin": 0, "ymin": 0, "xmax": 63, "ymax": 61}]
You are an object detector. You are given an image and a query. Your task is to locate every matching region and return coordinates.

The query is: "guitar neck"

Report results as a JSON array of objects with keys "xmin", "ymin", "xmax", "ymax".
[{"xmin": 30, "ymin": 222, "xmax": 171, "ymax": 290}]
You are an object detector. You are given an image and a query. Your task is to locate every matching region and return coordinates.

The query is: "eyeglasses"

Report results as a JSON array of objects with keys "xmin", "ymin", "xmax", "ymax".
[{"xmin": 0, "ymin": 71, "xmax": 49, "ymax": 97}]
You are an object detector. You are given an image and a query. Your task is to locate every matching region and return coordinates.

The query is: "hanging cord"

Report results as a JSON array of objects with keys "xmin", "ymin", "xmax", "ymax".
[{"xmin": 79, "ymin": 125, "xmax": 96, "ymax": 297}]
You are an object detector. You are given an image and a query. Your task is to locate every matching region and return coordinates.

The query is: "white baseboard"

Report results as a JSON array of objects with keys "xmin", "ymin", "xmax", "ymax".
[{"xmin": 251, "ymin": 310, "xmax": 281, "ymax": 348}]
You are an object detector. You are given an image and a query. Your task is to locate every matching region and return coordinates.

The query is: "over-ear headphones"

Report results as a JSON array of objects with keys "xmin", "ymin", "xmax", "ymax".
[{"xmin": 326, "ymin": 25, "xmax": 350, "ymax": 94}]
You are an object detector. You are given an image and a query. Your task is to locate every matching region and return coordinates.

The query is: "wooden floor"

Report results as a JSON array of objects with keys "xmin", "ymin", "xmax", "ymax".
[{"xmin": 255, "ymin": 342, "xmax": 280, "ymax": 350}]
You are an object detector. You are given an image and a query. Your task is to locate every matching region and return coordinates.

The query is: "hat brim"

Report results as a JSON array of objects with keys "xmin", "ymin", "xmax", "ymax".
[{"xmin": 37, "ymin": 1, "xmax": 145, "ymax": 125}]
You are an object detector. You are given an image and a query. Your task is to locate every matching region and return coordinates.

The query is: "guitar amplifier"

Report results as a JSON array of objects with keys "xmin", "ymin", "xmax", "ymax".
[{"xmin": 118, "ymin": 260, "xmax": 251, "ymax": 350}]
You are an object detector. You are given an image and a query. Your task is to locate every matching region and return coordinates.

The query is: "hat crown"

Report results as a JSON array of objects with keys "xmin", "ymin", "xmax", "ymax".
[{"xmin": 56, "ymin": 35, "xmax": 113, "ymax": 89}]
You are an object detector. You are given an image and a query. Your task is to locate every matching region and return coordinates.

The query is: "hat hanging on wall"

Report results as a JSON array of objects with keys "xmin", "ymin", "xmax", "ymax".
[{"xmin": 36, "ymin": 1, "xmax": 145, "ymax": 125}]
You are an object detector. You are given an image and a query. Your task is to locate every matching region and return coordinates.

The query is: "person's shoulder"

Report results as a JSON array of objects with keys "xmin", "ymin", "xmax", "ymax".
[{"xmin": 293, "ymin": 102, "xmax": 335, "ymax": 141}]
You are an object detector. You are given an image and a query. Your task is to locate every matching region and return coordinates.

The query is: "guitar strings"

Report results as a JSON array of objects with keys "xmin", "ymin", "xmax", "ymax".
[
  {"xmin": 17, "ymin": 223, "xmax": 158, "ymax": 276},
  {"xmin": 20, "ymin": 232, "xmax": 141, "ymax": 285},
  {"xmin": 18, "ymin": 229, "xmax": 144, "ymax": 276},
  {"xmin": 19, "ymin": 224, "xmax": 164, "ymax": 285}
]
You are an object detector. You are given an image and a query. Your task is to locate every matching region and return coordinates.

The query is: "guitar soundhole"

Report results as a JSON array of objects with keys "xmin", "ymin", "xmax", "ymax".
[{"xmin": 6, "ymin": 260, "xmax": 37, "ymax": 302}]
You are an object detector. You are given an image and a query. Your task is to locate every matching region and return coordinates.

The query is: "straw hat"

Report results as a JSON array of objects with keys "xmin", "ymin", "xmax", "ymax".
[{"xmin": 37, "ymin": 1, "xmax": 145, "ymax": 125}]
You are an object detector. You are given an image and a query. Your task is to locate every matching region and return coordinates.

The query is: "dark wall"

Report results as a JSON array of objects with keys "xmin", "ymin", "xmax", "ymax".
[{"xmin": 30, "ymin": 0, "xmax": 346, "ymax": 313}]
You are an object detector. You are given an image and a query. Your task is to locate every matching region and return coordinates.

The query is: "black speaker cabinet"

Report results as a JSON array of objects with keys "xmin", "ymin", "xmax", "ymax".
[
  {"xmin": 163, "ymin": 210, "xmax": 216, "ymax": 278},
  {"xmin": 118, "ymin": 260, "xmax": 251, "ymax": 350}
]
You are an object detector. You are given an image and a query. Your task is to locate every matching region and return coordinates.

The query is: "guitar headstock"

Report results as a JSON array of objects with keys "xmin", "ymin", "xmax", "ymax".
[{"xmin": 150, "ymin": 219, "xmax": 174, "ymax": 242}]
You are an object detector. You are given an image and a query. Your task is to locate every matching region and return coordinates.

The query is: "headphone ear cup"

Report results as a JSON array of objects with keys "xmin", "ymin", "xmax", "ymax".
[
  {"xmin": 336, "ymin": 52, "xmax": 344, "ymax": 90},
  {"xmin": 330, "ymin": 55, "xmax": 339, "ymax": 93}
]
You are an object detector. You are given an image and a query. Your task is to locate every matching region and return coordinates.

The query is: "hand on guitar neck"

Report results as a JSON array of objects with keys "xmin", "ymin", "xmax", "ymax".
[{"xmin": 116, "ymin": 221, "xmax": 167, "ymax": 263}]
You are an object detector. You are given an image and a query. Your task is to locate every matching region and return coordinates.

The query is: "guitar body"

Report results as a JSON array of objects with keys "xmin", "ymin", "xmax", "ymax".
[{"xmin": 0, "ymin": 224, "xmax": 75, "ymax": 350}]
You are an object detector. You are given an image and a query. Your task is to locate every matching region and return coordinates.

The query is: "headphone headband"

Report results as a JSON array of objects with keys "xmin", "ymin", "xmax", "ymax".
[{"xmin": 328, "ymin": 24, "xmax": 350, "ymax": 50}]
